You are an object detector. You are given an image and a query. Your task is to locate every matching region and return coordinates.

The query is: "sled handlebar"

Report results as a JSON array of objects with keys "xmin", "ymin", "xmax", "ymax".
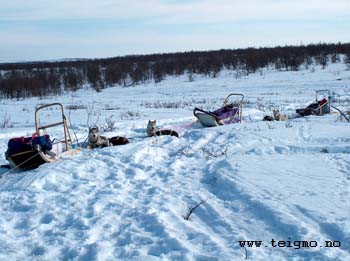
[
  {"xmin": 35, "ymin": 103, "xmax": 72, "ymax": 151},
  {"xmin": 315, "ymin": 90, "xmax": 331, "ymax": 101},
  {"xmin": 223, "ymin": 93, "xmax": 244, "ymax": 106}
]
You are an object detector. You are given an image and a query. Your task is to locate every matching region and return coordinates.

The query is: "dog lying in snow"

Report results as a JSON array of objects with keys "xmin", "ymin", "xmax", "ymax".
[
  {"xmin": 263, "ymin": 115, "xmax": 274, "ymax": 121},
  {"xmin": 273, "ymin": 109, "xmax": 289, "ymax": 121},
  {"xmin": 146, "ymin": 120, "xmax": 179, "ymax": 138},
  {"xmin": 88, "ymin": 127, "xmax": 109, "ymax": 148},
  {"xmin": 88, "ymin": 127, "xmax": 129, "ymax": 149}
]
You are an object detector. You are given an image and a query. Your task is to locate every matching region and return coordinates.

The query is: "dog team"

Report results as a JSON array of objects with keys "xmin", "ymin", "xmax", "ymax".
[
  {"xmin": 89, "ymin": 108, "xmax": 294, "ymax": 149},
  {"xmin": 88, "ymin": 120, "xmax": 179, "ymax": 149}
]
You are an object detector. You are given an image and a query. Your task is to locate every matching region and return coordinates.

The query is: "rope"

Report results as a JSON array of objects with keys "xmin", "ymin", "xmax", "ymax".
[
  {"xmin": 0, "ymin": 150, "xmax": 42, "ymax": 178},
  {"xmin": 161, "ymin": 121, "xmax": 196, "ymax": 133}
]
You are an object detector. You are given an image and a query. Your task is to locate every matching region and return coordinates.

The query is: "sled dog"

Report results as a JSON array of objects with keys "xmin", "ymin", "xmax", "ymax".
[
  {"xmin": 273, "ymin": 110, "xmax": 289, "ymax": 121},
  {"xmin": 88, "ymin": 127, "xmax": 109, "ymax": 149},
  {"xmin": 109, "ymin": 136, "xmax": 129, "ymax": 146},
  {"xmin": 263, "ymin": 115, "xmax": 274, "ymax": 121},
  {"xmin": 88, "ymin": 127, "xmax": 129, "ymax": 149},
  {"xmin": 147, "ymin": 120, "xmax": 179, "ymax": 137}
]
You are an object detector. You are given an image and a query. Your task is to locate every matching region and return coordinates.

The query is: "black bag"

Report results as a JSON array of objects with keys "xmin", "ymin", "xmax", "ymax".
[
  {"xmin": 7, "ymin": 134, "xmax": 52, "ymax": 155},
  {"xmin": 7, "ymin": 136, "xmax": 33, "ymax": 155}
]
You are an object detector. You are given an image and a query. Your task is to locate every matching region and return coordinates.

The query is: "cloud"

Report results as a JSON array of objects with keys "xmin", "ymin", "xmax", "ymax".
[
  {"xmin": 1, "ymin": 0, "xmax": 349, "ymax": 23},
  {"xmin": 0, "ymin": 0, "xmax": 349, "ymax": 61}
]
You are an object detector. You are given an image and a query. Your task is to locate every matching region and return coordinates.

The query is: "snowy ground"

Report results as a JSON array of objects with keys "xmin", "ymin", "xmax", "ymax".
[{"xmin": 0, "ymin": 63, "xmax": 349, "ymax": 260}]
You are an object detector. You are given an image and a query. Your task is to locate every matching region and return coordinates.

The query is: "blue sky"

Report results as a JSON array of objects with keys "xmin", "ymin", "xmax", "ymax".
[{"xmin": 0, "ymin": 0, "xmax": 349, "ymax": 62}]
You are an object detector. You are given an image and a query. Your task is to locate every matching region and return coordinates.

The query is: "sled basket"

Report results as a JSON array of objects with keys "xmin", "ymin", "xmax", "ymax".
[
  {"xmin": 5, "ymin": 103, "xmax": 78, "ymax": 170},
  {"xmin": 296, "ymin": 90, "xmax": 331, "ymax": 116},
  {"xmin": 194, "ymin": 93, "xmax": 244, "ymax": 127}
]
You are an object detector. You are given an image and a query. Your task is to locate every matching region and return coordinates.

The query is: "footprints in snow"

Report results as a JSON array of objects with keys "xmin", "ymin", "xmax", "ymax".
[
  {"xmin": 236, "ymin": 123, "xmax": 350, "ymax": 155},
  {"xmin": 298, "ymin": 124, "xmax": 312, "ymax": 143}
]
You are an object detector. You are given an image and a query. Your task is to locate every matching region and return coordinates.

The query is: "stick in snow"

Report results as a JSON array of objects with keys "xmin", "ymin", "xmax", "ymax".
[
  {"xmin": 184, "ymin": 199, "xmax": 206, "ymax": 220},
  {"xmin": 331, "ymin": 105, "xmax": 350, "ymax": 122}
]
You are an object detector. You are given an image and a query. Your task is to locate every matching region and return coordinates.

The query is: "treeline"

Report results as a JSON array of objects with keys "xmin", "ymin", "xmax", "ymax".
[{"xmin": 1, "ymin": 43, "xmax": 350, "ymax": 99}]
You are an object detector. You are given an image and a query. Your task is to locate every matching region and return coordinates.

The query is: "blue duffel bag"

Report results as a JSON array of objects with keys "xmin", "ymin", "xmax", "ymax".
[{"xmin": 32, "ymin": 135, "xmax": 52, "ymax": 151}]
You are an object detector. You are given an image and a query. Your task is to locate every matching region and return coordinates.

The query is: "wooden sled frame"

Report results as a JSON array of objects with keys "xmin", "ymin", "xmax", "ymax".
[
  {"xmin": 223, "ymin": 93, "xmax": 244, "ymax": 123},
  {"xmin": 296, "ymin": 90, "xmax": 331, "ymax": 117},
  {"xmin": 315, "ymin": 90, "xmax": 331, "ymax": 115},
  {"xmin": 194, "ymin": 93, "xmax": 244, "ymax": 127},
  {"xmin": 35, "ymin": 103, "xmax": 73, "ymax": 151},
  {"xmin": 6, "ymin": 103, "xmax": 76, "ymax": 170}
]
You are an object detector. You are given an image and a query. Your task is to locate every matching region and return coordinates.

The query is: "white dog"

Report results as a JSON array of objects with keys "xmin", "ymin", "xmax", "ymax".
[
  {"xmin": 88, "ymin": 127, "xmax": 110, "ymax": 149},
  {"xmin": 273, "ymin": 110, "xmax": 289, "ymax": 121}
]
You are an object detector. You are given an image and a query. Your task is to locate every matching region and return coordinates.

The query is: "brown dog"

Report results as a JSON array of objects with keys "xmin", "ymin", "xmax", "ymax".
[
  {"xmin": 109, "ymin": 136, "xmax": 129, "ymax": 146},
  {"xmin": 273, "ymin": 110, "xmax": 289, "ymax": 121}
]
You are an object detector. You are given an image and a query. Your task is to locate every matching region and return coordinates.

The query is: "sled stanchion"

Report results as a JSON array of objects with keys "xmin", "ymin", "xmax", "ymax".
[
  {"xmin": 225, "ymin": 93, "xmax": 244, "ymax": 123},
  {"xmin": 35, "ymin": 103, "xmax": 73, "ymax": 151}
]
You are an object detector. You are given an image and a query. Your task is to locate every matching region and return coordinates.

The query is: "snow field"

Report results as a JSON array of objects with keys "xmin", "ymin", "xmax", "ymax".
[{"xmin": 0, "ymin": 62, "xmax": 349, "ymax": 260}]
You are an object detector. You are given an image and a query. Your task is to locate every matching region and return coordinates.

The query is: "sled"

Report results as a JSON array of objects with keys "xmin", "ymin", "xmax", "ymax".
[
  {"xmin": 296, "ymin": 90, "xmax": 331, "ymax": 117},
  {"xmin": 193, "ymin": 93, "xmax": 244, "ymax": 127},
  {"xmin": 5, "ymin": 103, "xmax": 79, "ymax": 170}
]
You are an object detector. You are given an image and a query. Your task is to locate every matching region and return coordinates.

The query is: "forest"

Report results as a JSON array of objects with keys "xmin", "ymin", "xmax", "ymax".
[{"xmin": 1, "ymin": 43, "xmax": 350, "ymax": 99}]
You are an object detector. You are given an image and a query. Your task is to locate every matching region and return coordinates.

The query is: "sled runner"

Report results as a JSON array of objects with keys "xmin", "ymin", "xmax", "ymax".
[
  {"xmin": 5, "ymin": 103, "xmax": 79, "ymax": 170},
  {"xmin": 193, "ymin": 93, "xmax": 244, "ymax": 127},
  {"xmin": 296, "ymin": 90, "xmax": 331, "ymax": 116}
]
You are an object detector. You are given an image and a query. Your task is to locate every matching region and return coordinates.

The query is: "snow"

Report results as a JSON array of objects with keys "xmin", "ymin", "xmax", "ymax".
[{"xmin": 0, "ymin": 62, "xmax": 349, "ymax": 260}]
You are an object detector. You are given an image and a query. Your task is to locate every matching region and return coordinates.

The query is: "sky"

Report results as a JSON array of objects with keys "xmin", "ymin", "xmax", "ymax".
[{"xmin": 0, "ymin": 0, "xmax": 349, "ymax": 62}]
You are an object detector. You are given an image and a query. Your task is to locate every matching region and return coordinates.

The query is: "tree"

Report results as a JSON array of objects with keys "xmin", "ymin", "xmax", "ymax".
[
  {"xmin": 331, "ymin": 53, "xmax": 340, "ymax": 63},
  {"xmin": 86, "ymin": 63, "xmax": 104, "ymax": 91},
  {"xmin": 105, "ymin": 64, "xmax": 123, "ymax": 86},
  {"xmin": 319, "ymin": 53, "xmax": 329, "ymax": 69},
  {"xmin": 345, "ymin": 53, "xmax": 350, "ymax": 70},
  {"xmin": 1, "ymin": 42, "xmax": 350, "ymax": 98}
]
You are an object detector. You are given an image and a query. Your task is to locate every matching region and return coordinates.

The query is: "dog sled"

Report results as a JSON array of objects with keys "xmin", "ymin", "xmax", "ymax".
[
  {"xmin": 193, "ymin": 93, "xmax": 244, "ymax": 127},
  {"xmin": 296, "ymin": 90, "xmax": 331, "ymax": 117},
  {"xmin": 5, "ymin": 103, "xmax": 79, "ymax": 170}
]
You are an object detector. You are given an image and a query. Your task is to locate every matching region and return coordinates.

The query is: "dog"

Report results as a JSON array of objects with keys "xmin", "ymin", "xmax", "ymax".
[
  {"xmin": 273, "ymin": 110, "xmax": 289, "ymax": 121},
  {"xmin": 147, "ymin": 120, "xmax": 179, "ymax": 138},
  {"xmin": 88, "ymin": 127, "xmax": 129, "ymax": 149},
  {"xmin": 263, "ymin": 115, "xmax": 274, "ymax": 121},
  {"xmin": 109, "ymin": 136, "xmax": 129, "ymax": 146},
  {"xmin": 88, "ymin": 127, "xmax": 110, "ymax": 149}
]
